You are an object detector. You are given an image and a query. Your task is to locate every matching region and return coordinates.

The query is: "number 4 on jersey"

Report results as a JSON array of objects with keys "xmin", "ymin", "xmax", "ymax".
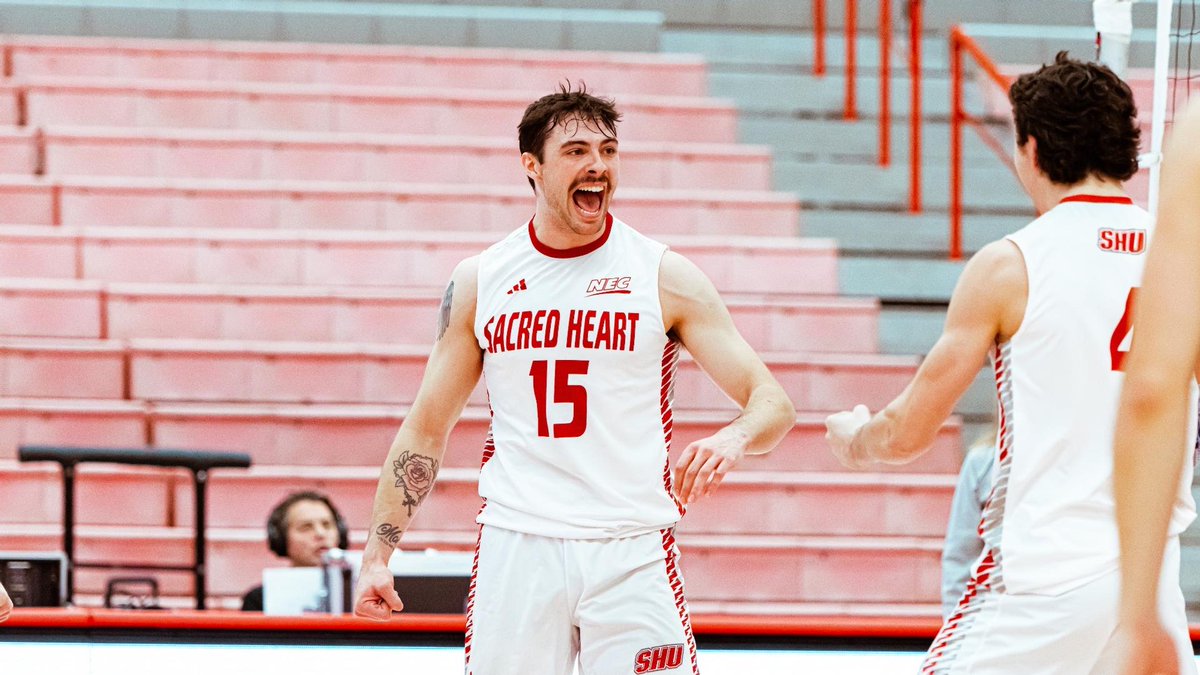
[
  {"xmin": 1110, "ymin": 288, "xmax": 1138, "ymax": 372},
  {"xmin": 529, "ymin": 359, "xmax": 589, "ymax": 438}
]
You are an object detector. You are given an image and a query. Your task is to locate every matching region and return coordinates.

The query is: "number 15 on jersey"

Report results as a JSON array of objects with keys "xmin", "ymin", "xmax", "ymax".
[{"xmin": 529, "ymin": 360, "xmax": 589, "ymax": 438}]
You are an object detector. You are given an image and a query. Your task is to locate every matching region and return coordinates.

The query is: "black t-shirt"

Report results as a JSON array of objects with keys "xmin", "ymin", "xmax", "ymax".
[{"xmin": 241, "ymin": 585, "xmax": 264, "ymax": 612}]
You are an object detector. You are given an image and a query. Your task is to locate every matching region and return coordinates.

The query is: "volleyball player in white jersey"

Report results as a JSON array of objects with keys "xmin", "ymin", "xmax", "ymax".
[
  {"xmin": 351, "ymin": 84, "xmax": 795, "ymax": 675},
  {"xmin": 1113, "ymin": 103, "xmax": 1200, "ymax": 675},
  {"xmin": 826, "ymin": 52, "xmax": 1196, "ymax": 674}
]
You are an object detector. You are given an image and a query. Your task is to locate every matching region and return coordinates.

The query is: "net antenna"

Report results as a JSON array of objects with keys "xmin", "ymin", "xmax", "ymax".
[
  {"xmin": 1113, "ymin": 0, "xmax": 1178, "ymax": 214},
  {"xmin": 1095, "ymin": 0, "xmax": 1135, "ymax": 76}
]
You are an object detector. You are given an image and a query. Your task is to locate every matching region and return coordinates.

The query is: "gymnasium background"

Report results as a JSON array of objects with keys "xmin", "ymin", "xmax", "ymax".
[{"xmin": 0, "ymin": 1, "xmax": 1194, "ymax": 672}]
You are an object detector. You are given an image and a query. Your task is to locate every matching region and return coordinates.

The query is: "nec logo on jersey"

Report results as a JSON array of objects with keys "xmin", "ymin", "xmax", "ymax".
[
  {"xmin": 634, "ymin": 643, "xmax": 684, "ymax": 673},
  {"xmin": 586, "ymin": 276, "xmax": 632, "ymax": 296},
  {"xmin": 1097, "ymin": 228, "xmax": 1146, "ymax": 254}
]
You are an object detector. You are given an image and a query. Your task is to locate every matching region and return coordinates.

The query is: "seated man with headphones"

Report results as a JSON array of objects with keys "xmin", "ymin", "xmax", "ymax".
[{"xmin": 241, "ymin": 491, "xmax": 350, "ymax": 612}]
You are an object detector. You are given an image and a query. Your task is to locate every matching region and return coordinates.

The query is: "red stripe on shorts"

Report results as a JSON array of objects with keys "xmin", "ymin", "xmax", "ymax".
[
  {"xmin": 921, "ymin": 549, "xmax": 996, "ymax": 674},
  {"xmin": 462, "ymin": 516, "xmax": 485, "ymax": 674},
  {"xmin": 660, "ymin": 528, "xmax": 699, "ymax": 675}
]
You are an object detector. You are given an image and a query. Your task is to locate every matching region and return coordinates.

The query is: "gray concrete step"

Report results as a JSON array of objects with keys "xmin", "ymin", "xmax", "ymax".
[
  {"xmin": 363, "ymin": 0, "xmax": 1163, "ymax": 33},
  {"xmin": 664, "ymin": 30, "xmax": 951, "ymax": 72},
  {"xmin": 742, "ymin": 116, "xmax": 1013, "ymax": 164},
  {"xmin": 783, "ymin": 161, "xmax": 1028, "ymax": 212},
  {"xmin": 342, "ymin": 0, "xmax": 829, "ymax": 31},
  {"xmin": 963, "ymin": 23, "xmax": 1178, "ymax": 71},
  {"xmin": 866, "ymin": 304, "xmax": 998, "ymax": 423},
  {"xmin": 709, "ymin": 70, "xmax": 971, "ymax": 119},
  {"xmin": 840, "ymin": 256, "xmax": 964, "ymax": 303},
  {"xmin": 923, "ymin": 0, "xmax": 1161, "ymax": 32},
  {"xmin": 879, "ymin": 305, "xmax": 949, "ymax": 355},
  {"xmin": 804, "ymin": 210, "xmax": 1028, "ymax": 255},
  {"xmin": 666, "ymin": 24, "xmax": 1184, "ymax": 75},
  {"xmin": 0, "ymin": 0, "xmax": 664, "ymax": 51}
]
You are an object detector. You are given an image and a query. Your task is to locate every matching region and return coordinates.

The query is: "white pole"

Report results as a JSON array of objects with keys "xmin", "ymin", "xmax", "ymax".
[{"xmin": 1147, "ymin": 0, "xmax": 1174, "ymax": 215}]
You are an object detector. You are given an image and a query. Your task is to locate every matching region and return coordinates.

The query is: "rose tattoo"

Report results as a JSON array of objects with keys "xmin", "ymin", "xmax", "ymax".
[{"xmin": 393, "ymin": 451, "xmax": 439, "ymax": 516}]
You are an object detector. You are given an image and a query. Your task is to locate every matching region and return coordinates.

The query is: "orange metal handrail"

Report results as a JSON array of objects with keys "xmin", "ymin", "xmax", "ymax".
[
  {"xmin": 813, "ymin": 0, "xmax": 826, "ymax": 77},
  {"xmin": 821, "ymin": 1, "xmax": 921, "ymax": 184},
  {"xmin": 844, "ymin": 0, "xmax": 857, "ymax": 120},
  {"xmin": 879, "ymin": 0, "xmax": 891, "ymax": 165},
  {"xmin": 949, "ymin": 25, "xmax": 1015, "ymax": 260},
  {"xmin": 908, "ymin": 0, "xmax": 922, "ymax": 211}
]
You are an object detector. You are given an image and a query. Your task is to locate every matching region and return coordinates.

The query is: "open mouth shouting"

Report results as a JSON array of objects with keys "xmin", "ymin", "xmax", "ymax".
[{"xmin": 572, "ymin": 183, "xmax": 607, "ymax": 220}]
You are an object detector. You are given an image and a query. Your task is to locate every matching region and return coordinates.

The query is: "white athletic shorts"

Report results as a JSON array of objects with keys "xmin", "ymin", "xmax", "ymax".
[
  {"xmin": 463, "ymin": 525, "xmax": 699, "ymax": 675},
  {"xmin": 922, "ymin": 537, "xmax": 1194, "ymax": 674}
]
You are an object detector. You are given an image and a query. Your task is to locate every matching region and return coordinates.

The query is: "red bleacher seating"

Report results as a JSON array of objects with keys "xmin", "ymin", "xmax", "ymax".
[
  {"xmin": 5, "ymin": 35, "xmax": 710, "ymax": 97},
  {"xmin": 0, "ymin": 129, "xmax": 38, "ymax": 174},
  {"xmin": 0, "ymin": 336, "xmax": 914, "ymax": 410},
  {"xmin": 38, "ymin": 127, "xmax": 771, "ymax": 190},
  {"xmin": 0, "ymin": 398, "xmax": 147, "ymax": 451},
  {"xmin": 0, "ymin": 176, "xmax": 799, "ymax": 235},
  {"xmin": 0, "ymin": 398, "xmax": 960, "ymax": 472},
  {"xmin": 0, "ymin": 339, "xmax": 125, "ymax": 399},
  {"xmin": 0, "ymin": 279, "xmax": 104, "ymax": 338},
  {"xmin": 201, "ymin": 470, "xmax": 956, "ymax": 539},
  {"xmin": 0, "ymin": 280, "xmax": 877, "ymax": 352},
  {"xmin": 0, "ymin": 523, "xmax": 942, "ymax": 606},
  {"xmin": 0, "ymin": 462, "xmax": 171, "ymax": 526},
  {"xmin": 18, "ymin": 77, "xmax": 737, "ymax": 142},
  {"xmin": 0, "ymin": 225, "xmax": 836, "ymax": 295},
  {"xmin": 0, "ymin": 463, "xmax": 954, "ymax": 538}
]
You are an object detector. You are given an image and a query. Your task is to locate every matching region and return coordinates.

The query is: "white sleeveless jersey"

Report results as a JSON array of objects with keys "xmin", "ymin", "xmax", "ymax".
[
  {"xmin": 472, "ymin": 214, "xmax": 684, "ymax": 539},
  {"xmin": 980, "ymin": 195, "xmax": 1197, "ymax": 595}
]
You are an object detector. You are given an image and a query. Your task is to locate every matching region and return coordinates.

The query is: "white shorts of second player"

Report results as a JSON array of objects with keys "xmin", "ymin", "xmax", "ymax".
[
  {"xmin": 922, "ymin": 537, "xmax": 1194, "ymax": 675},
  {"xmin": 464, "ymin": 525, "xmax": 699, "ymax": 675}
]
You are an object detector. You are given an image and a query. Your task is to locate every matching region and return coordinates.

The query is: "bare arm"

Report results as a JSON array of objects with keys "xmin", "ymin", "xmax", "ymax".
[
  {"xmin": 661, "ymin": 251, "xmax": 796, "ymax": 504},
  {"xmin": 1114, "ymin": 105, "xmax": 1200, "ymax": 673},
  {"xmin": 353, "ymin": 258, "xmax": 484, "ymax": 620},
  {"xmin": 827, "ymin": 240, "xmax": 1026, "ymax": 467}
]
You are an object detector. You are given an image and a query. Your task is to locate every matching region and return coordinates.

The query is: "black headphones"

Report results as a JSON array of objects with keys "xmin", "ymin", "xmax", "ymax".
[{"xmin": 266, "ymin": 491, "xmax": 350, "ymax": 558}]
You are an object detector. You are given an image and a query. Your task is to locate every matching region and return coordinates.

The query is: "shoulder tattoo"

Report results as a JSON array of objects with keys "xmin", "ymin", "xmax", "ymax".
[{"xmin": 436, "ymin": 280, "xmax": 454, "ymax": 341}]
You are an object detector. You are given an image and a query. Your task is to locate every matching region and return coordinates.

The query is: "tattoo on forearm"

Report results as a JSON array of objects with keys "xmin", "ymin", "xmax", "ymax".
[
  {"xmin": 436, "ymin": 280, "xmax": 454, "ymax": 341},
  {"xmin": 376, "ymin": 523, "xmax": 404, "ymax": 547},
  {"xmin": 393, "ymin": 451, "xmax": 440, "ymax": 516}
]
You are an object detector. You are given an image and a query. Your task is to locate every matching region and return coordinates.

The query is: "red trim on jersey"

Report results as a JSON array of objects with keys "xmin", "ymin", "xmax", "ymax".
[
  {"xmin": 527, "ymin": 213, "xmax": 613, "ymax": 259},
  {"xmin": 1059, "ymin": 194, "xmax": 1134, "ymax": 205},
  {"xmin": 480, "ymin": 430, "xmax": 495, "ymax": 468},
  {"xmin": 661, "ymin": 529, "xmax": 700, "ymax": 675},
  {"xmin": 973, "ymin": 344, "xmax": 1011, "ymax": 591},
  {"xmin": 660, "ymin": 340, "xmax": 684, "ymax": 516},
  {"xmin": 480, "ymin": 405, "xmax": 496, "ymax": 468}
]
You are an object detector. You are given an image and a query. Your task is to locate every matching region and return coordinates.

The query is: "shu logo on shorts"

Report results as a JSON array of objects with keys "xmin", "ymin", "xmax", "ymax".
[
  {"xmin": 586, "ymin": 276, "xmax": 631, "ymax": 296},
  {"xmin": 633, "ymin": 643, "xmax": 684, "ymax": 673},
  {"xmin": 1097, "ymin": 228, "xmax": 1146, "ymax": 254}
]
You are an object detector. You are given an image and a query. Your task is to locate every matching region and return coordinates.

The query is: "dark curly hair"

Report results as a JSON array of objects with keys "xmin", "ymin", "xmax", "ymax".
[
  {"xmin": 1008, "ymin": 51, "xmax": 1140, "ymax": 184},
  {"xmin": 517, "ymin": 82, "xmax": 622, "ymax": 191}
]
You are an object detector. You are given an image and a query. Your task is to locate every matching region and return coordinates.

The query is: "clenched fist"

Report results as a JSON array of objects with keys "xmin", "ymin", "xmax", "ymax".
[{"xmin": 825, "ymin": 404, "xmax": 872, "ymax": 469}]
